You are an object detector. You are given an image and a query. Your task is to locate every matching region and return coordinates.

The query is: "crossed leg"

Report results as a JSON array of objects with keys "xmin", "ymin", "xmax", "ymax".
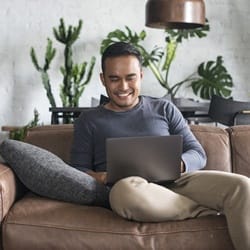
[{"xmin": 109, "ymin": 171, "xmax": 250, "ymax": 250}]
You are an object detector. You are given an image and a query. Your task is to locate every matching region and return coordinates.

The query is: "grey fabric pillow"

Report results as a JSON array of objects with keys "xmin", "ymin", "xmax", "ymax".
[{"xmin": 0, "ymin": 139, "xmax": 109, "ymax": 206}]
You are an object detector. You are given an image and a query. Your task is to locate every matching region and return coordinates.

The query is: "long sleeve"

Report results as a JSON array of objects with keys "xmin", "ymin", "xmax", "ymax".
[
  {"xmin": 166, "ymin": 101, "xmax": 207, "ymax": 172},
  {"xmin": 70, "ymin": 96, "xmax": 207, "ymax": 173},
  {"xmin": 70, "ymin": 112, "xmax": 94, "ymax": 172}
]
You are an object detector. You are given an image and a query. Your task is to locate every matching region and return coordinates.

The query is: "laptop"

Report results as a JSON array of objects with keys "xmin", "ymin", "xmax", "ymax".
[{"xmin": 106, "ymin": 135, "xmax": 183, "ymax": 186}]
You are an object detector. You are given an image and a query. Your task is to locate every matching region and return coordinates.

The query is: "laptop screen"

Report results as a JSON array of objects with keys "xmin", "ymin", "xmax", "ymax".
[{"xmin": 106, "ymin": 135, "xmax": 183, "ymax": 185}]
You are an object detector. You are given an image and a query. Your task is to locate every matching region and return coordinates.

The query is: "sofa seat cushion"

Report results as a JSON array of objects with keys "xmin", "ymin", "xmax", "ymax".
[{"xmin": 3, "ymin": 193, "xmax": 234, "ymax": 250}]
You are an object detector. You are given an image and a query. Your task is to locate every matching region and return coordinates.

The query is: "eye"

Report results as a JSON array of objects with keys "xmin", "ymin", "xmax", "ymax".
[
  {"xmin": 126, "ymin": 75, "xmax": 137, "ymax": 81},
  {"xmin": 109, "ymin": 77, "xmax": 119, "ymax": 82}
]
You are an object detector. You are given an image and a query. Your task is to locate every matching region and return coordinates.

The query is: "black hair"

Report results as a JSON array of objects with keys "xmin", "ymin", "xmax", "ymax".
[{"xmin": 101, "ymin": 42, "xmax": 142, "ymax": 73}]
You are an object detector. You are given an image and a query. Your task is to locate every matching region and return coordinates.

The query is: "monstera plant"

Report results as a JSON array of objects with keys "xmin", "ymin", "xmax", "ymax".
[{"xmin": 100, "ymin": 21, "xmax": 233, "ymax": 100}]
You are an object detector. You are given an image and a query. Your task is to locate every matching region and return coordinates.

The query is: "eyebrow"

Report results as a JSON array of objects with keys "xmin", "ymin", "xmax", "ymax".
[
  {"xmin": 108, "ymin": 73, "xmax": 137, "ymax": 78},
  {"xmin": 108, "ymin": 75, "xmax": 119, "ymax": 79},
  {"xmin": 126, "ymin": 73, "xmax": 137, "ymax": 77}
]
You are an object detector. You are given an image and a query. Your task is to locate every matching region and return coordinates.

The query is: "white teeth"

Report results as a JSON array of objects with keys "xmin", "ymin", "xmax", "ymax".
[{"xmin": 118, "ymin": 93, "xmax": 130, "ymax": 97}]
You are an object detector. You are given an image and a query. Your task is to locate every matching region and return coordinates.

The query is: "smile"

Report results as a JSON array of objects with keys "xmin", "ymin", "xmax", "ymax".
[{"xmin": 116, "ymin": 92, "xmax": 132, "ymax": 97}]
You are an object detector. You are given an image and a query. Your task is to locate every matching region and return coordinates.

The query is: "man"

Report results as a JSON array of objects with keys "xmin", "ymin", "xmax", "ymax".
[
  {"xmin": 70, "ymin": 42, "xmax": 249, "ymax": 250},
  {"xmin": 71, "ymin": 42, "xmax": 206, "ymax": 177}
]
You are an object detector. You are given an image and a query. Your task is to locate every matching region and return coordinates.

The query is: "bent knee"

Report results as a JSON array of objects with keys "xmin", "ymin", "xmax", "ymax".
[
  {"xmin": 109, "ymin": 176, "xmax": 178, "ymax": 222},
  {"xmin": 236, "ymin": 175, "xmax": 250, "ymax": 191},
  {"xmin": 109, "ymin": 176, "xmax": 150, "ymax": 219},
  {"xmin": 111, "ymin": 176, "xmax": 148, "ymax": 194},
  {"xmin": 109, "ymin": 176, "xmax": 148, "ymax": 207}
]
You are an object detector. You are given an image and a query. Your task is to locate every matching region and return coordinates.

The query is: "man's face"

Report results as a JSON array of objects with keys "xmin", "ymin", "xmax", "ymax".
[{"xmin": 100, "ymin": 55, "xmax": 143, "ymax": 112}]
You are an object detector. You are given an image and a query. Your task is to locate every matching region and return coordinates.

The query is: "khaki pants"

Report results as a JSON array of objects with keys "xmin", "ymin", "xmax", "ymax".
[{"xmin": 109, "ymin": 171, "xmax": 250, "ymax": 250}]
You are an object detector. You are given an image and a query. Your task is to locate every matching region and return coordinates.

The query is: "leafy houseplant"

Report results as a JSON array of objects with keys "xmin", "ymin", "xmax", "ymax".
[
  {"xmin": 30, "ymin": 18, "xmax": 96, "ymax": 122},
  {"xmin": 9, "ymin": 109, "xmax": 40, "ymax": 141},
  {"xmin": 100, "ymin": 22, "xmax": 233, "ymax": 100}
]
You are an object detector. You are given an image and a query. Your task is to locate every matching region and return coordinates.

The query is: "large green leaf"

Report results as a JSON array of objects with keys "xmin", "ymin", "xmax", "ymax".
[
  {"xmin": 162, "ymin": 39, "xmax": 177, "ymax": 71},
  {"xmin": 143, "ymin": 46, "xmax": 164, "ymax": 67},
  {"xmin": 100, "ymin": 26, "xmax": 163, "ymax": 67},
  {"xmin": 191, "ymin": 56, "xmax": 233, "ymax": 100},
  {"xmin": 165, "ymin": 19, "xmax": 210, "ymax": 43},
  {"xmin": 100, "ymin": 26, "xmax": 146, "ymax": 54}
]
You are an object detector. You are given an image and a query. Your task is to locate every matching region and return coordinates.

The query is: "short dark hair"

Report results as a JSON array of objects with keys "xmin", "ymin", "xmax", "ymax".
[{"xmin": 101, "ymin": 42, "xmax": 142, "ymax": 73}]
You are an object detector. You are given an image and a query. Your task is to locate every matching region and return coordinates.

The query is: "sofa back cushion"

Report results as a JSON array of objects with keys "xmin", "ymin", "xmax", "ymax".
[
  {"xmin": 24, "ymin": 124, "xmax": 232, "ymax": 173},
  {"xmin": 190, "ymin": 125, "xmax": 232, "ymax": 172},
  {"xmin": 24, "ymin": 124, "xmax": 74, "ymax": 164},
  {"xmin": 228, "ymin": 125, "xmax": 250, "ymax": 177}
]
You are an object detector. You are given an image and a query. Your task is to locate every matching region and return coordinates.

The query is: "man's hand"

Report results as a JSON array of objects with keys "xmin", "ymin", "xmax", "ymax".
[
  {"xmin": 181, "ymin": 161, "xmax": 186, "ymax": 173},
  {"xmin": 86, "ymin": 171, "xmax": 107, "ymax": 184}
]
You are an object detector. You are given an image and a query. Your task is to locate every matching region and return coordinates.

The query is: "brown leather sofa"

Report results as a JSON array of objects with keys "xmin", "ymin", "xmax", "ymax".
[{"xmin": 0, "ymin": 124, "xmax": 249, "ymax": 250}]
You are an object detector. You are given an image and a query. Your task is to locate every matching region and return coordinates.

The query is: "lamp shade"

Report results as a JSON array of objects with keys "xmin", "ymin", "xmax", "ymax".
[{"xmin": 145, "ymin": 0, "xmax": 205, "ymax": 29}]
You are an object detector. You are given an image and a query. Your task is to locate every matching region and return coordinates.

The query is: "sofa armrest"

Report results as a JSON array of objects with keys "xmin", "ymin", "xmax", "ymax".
[{"xmin": 0, "ymin": 163, "xmax": 26, "ymax": 222}]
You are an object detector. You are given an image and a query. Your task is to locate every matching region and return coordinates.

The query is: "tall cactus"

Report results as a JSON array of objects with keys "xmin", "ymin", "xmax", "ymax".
[
  {"xmin": 53, "ymin": 18, "xmax": 96, "ymax": 107},
  {"xmin": 30, "ymin": 18, "xmax": 96, "ymax": 119}
]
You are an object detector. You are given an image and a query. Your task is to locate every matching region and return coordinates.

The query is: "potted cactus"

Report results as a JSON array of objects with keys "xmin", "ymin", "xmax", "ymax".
[{"xmin": 30, "ymin": 18, "xmax": 96, "ymax": 123}]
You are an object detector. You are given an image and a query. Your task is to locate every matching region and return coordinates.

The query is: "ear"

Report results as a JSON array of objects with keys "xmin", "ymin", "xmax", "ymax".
[
  {"xmin": 100, "ymin": 73, "xmax": 106, "ymax": 86},
  {"xmin": 140, "ymin": 70, "xmax": 144, "ymax": 79}
]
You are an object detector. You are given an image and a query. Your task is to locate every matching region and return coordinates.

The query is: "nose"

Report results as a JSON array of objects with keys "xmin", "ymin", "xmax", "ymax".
[{"xmin": 119, "ymin": 79, "xmax": 129, "ymax": 91}]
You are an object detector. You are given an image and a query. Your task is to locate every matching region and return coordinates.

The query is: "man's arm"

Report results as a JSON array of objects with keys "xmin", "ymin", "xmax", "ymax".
[
  {"xmin": 167, "ymin": 102, "xmax": 207, "ymax": 172},
  {"xmin": 70, "ymin": 113, "xmax": 94, "ymax": 172},
  {"xmin": 70, "ymin": 112, "xmax": 108, "ymax": 184}
]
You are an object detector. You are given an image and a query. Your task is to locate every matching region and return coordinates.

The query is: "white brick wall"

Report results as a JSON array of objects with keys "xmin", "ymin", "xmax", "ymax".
[{"xmin": 0, "ymin": 0, "xmax": 249, "ymax": 133}]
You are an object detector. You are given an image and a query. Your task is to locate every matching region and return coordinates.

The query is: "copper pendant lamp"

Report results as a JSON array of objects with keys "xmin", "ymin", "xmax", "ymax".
[{"xmin": 145, "ymin": 0, "xmax": 205, "ymax": 29}]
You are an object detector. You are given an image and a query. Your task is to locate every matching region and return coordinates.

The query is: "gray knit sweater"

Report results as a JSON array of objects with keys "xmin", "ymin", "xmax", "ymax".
[{"xmin": 70, "ymin": 96, "xmax": 206, "ymax": 173}]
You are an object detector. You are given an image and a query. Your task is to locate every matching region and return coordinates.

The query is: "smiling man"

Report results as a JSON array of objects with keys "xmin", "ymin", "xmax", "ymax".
[{"xmin": 71, "ymin": 42, "xmax": 196, "ymax": 181}]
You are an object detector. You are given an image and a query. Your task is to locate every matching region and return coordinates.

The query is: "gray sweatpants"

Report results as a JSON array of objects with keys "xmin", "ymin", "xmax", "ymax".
[{"xmin": 0, "ymin": 139, "xmax": 110, "ymax": 208}]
